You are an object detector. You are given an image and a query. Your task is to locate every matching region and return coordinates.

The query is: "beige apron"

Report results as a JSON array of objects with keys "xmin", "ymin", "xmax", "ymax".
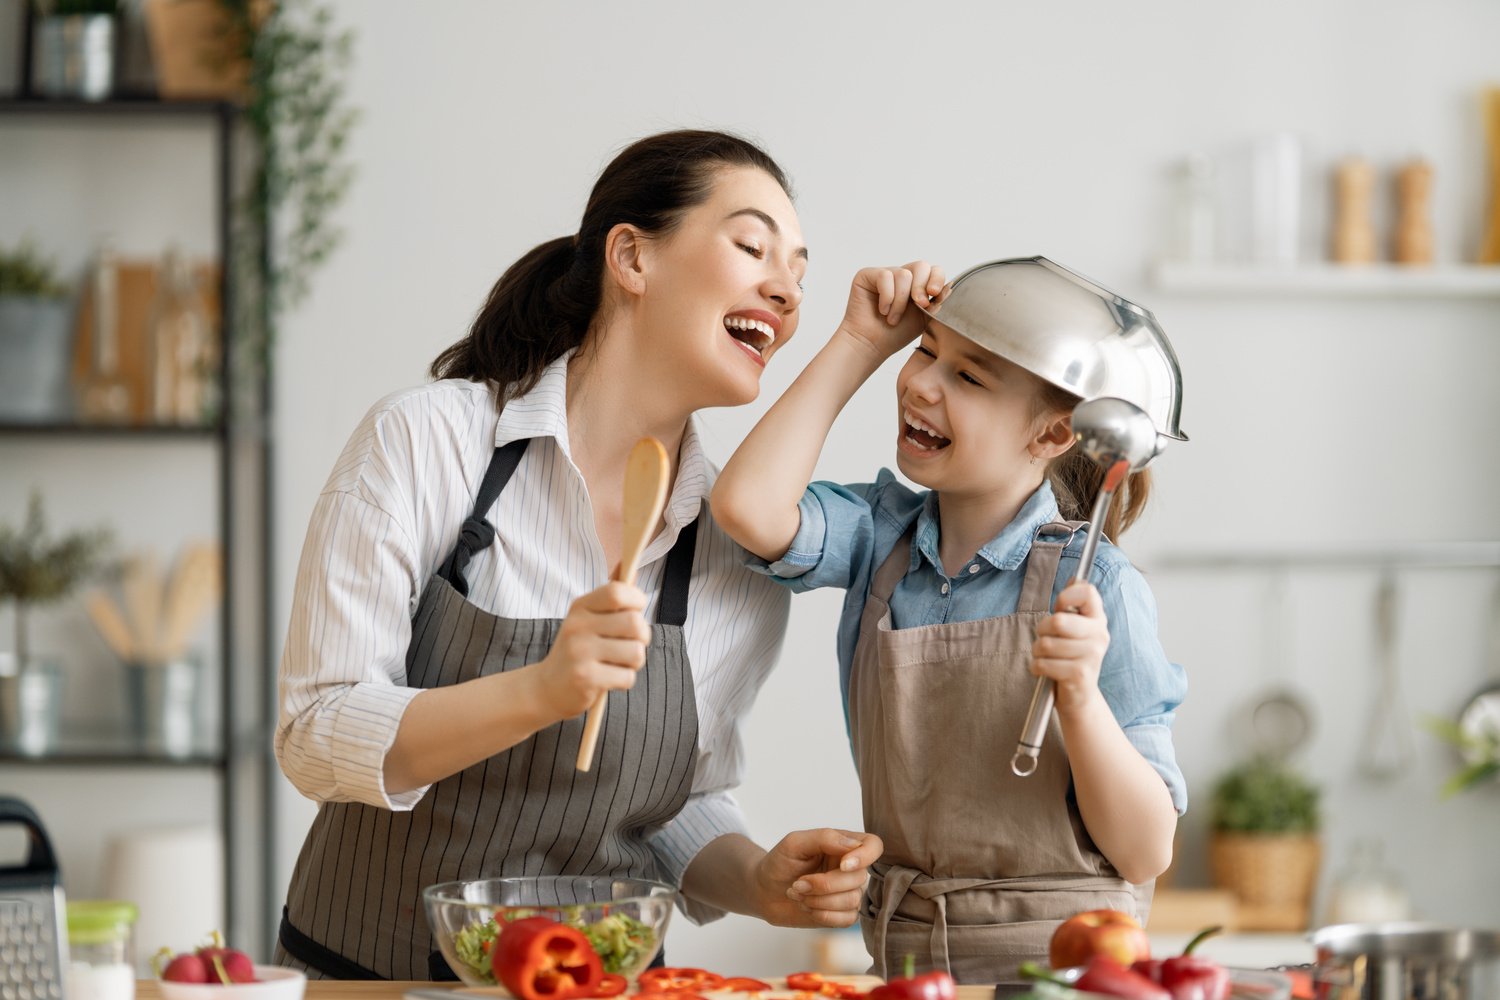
[{"xmin": 852, "ymin": 522, "xmax": 1150, "ymax": 986}]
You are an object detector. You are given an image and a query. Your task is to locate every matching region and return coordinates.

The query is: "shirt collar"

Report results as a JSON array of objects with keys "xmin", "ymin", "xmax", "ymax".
[
  {"xmin": 493, "ymin": 352, "xmax": 712, "ymax": 559},
  {"xmin": 910, "ymin": 480, "xmax": 1062, "ymax": 576}
]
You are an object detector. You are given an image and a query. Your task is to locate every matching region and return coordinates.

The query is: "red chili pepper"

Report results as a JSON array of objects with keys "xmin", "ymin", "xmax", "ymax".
[
  {"xmin": 491, "ymin": 916, "xmax": 603, "ymax": 1000},
  {"xmin": 785, "ymin": 973, "xmax": 827, "ymax": 993}
]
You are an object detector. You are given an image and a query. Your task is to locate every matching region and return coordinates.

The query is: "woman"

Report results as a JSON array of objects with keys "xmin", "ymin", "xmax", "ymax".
[{"xmin": 273, "ymin": 130, "xmax": 881, "ymax": 980}]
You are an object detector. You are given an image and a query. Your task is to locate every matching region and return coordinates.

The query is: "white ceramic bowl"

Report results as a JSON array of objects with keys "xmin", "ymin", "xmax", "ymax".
[{"xmin": 157, "ymin": 965, "xmax": 307, "ymax": 1000}]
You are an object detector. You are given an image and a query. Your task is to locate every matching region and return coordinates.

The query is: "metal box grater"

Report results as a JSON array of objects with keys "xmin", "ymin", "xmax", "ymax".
[{"xmin": 0, "ymin": 798, "xmax": 67, "ymax": 1000}]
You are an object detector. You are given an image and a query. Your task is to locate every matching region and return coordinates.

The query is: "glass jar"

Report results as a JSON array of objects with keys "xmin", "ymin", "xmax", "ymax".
[{"xmin": 66, "ymin": 901, "xmax": 138, "ymax": 1000}]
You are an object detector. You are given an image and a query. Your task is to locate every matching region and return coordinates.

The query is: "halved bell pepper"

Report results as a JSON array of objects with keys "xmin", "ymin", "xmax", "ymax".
[{"xmin": 492, "ymin": 916, "xmax": 603, "ymax": 1000}]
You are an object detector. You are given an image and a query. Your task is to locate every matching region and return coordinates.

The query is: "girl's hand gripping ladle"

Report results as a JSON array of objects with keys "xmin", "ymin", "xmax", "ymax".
[
  {"xmin": 576, "ymin": 437, "xmax": 671, "ymax": 772},
  {"xmin": 1011, "ymin": 397, "xmax": 1161, "ymax": 777}
]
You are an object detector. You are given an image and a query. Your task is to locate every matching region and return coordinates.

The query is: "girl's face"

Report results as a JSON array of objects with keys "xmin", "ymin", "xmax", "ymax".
[
  {"xmin": 633, "ymin": 166, "xmax": 807, "ymax": 408},
  {"xmin": 894, "ymin": 321, "xmax": 1066, "ymax": 499}
]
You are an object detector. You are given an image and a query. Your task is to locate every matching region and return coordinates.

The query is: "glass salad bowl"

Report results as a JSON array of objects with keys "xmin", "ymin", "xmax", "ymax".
[{"xmin": 423, "ymin": 876, "xmax": 676, "ymax": 988}]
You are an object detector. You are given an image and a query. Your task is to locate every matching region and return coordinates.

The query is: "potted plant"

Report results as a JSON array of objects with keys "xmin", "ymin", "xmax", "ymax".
[
  {"xmin": 0, "ymin": 238, "xmax": 75, "ymax": 422},
  {"xmin": 29, "ymin": 0, "xmax": 123, "ymax": 101},
  {"xmin": 1207, "ymin": 755, "xmax": 1322, "ymax": 931},
  {"xmin": 0, "ymin": 492, "xmax": 110, "ymax": 754}
]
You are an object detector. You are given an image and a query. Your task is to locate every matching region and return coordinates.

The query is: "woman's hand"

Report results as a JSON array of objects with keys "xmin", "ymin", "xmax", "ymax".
[
  {"xmin": 836, "ymin": 261, "xmax": 949, "ymax": 362},
  {"xmin": 531, "ymin": 580, "xmax": 652, "ymax": 721},
  {"xmin": 754, "ymin": 828, "xmax": 884, "ymax": 928},
  {"xmin": 1030, "ymin": 582, "xmax": 1111, "ymax": 714}
]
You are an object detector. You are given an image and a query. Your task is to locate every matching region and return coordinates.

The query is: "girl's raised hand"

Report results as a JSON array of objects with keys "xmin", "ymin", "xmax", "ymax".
[
  {"xmin": 837, "ymin": 261, "xmax": 949, "ymax": 360},
  {"xmin": 1030, "ymin": 581, "xmax": 1111, "ymax": 713},
  {"xmin": 531, "ymin": 580, "xmax": 652, "ymax": 721}
]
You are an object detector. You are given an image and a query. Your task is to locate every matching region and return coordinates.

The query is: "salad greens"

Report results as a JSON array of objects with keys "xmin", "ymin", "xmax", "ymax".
[{"xmin": 449, "ymin": 907, "xmax": 657, "ymax": 985}]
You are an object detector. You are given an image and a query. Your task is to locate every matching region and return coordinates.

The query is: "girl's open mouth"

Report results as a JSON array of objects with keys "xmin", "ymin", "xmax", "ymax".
[{"xmin": 902, "ymin": 410, "xmax": 951, "ymax": 451}]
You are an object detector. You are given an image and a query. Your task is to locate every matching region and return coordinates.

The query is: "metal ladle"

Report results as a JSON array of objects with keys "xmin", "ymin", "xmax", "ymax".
[{"xmin": 1011, "ymin": 397, "xmax": 1162, "ymax": 777}]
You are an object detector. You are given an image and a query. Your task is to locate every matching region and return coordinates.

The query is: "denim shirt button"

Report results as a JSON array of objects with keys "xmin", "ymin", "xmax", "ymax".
[
  {"xmin": 968, "ymin": 564, "xmax": 979, "ymax": 574},
  {"xmin": 940, "ymin": 582, "xmax": 950, "ymax": 595}
]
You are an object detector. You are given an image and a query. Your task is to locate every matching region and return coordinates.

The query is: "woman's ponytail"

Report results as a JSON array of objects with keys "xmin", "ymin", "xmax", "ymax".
[
  {"xmin": 429, "ymin": 129, "xmax": 790, "ymax": 398},
  {"xmin": 429, "ymin": 235, "xmax": 601, "ymax": 398}
]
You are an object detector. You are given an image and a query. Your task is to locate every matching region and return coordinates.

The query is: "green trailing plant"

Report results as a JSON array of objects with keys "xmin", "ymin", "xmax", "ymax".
[
  {"xmin": 0, "ymin": 493, "xmax": 111, "ymax": 669},
  {"xmin": 1210, "ymin": 756, "xmax": 1321, "ymax": 835},
  {"xmin": 1425, "ymin": 714, "xmax": 1500, "ymax": 798},
  {"xmin": 0, "ymin": 240, "xmax": 68, "ymax": 298},
  {"xmin": 214, "ymin": 0, "xmax": 357, "ymax": 387}
]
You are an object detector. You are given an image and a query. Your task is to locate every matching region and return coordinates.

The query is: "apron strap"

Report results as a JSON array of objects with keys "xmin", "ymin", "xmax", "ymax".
[
  {"xmin": 656, "ymin": 517, "xmax": 698, "ymax": 627},
  {"xmin": 279, "ymin": 907, "xmax": 385, "ymax": 980},
  {"xmin": 871, "ymin": 864, "xmax": 920, "ymax": 980},
  {"xmin": 870, "ymin": 524, "xmax": 918, "ymax": 604},
  {"xmin": 437, "ymin": 437, "xmax": 531, "ymax": 597},
  {"xmin": 1016, "ymin": 521, "xmax": 1085, "ymax": 614}
]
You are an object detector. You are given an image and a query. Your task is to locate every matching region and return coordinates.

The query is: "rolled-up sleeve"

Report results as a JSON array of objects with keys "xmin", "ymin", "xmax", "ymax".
[
  {"xmin": 275, "ymin": 489, "xmax": 429, "ymax": 810},
  {"xmin": 1094, "ymin": 561, "xmax": 1190, "ymax": 815},
  {"xmin": 646, "ymin": 790, "xmax": 752, "ymax": 925},
  {"xmin": 751, "ymin": 481, "xmax": 883, "ymax": 592}
]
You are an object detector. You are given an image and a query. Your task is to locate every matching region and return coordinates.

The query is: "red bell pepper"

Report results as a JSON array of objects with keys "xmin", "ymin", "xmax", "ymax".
[
  {"xmin": 715, "ymin": 978, "xmax": 774, "ymax": 993},
  {"xmin": 638, "ymin": 968, "xmax": 727, "ymax": 993},
  {"xmin": 1019, "ymin": 957, "xmax": 1169, "ymax": 1000},
  {"xmin": 1131, "ymin": 926, "xmax": 1230, "ymax": 1000},
  {"xmin": 492, "ymin": 916, "xmax": 603, "ymax": 1000},
  {"xmin": 865, "ymin": 956, "xmax": 955, "ymax": 1000}
]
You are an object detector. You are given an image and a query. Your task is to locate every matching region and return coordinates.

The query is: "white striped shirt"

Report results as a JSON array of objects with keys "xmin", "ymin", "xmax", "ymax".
[{"xmin": 275, "ymin": 354, "xmax": 791, "ymax": 922}]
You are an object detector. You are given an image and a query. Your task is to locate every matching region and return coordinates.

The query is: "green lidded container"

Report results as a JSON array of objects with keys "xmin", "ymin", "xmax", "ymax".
[{"xmin": 66, "ymin": 899, "xmax": 139, "ymax": 967}]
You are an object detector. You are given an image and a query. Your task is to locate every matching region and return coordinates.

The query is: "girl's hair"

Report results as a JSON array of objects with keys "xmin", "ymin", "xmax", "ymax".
[
  {"xmin": 1032, "ymin": 379, "xmax": 1153, "ymax": 540},
  {"xmin": 429, "ymin": 129, "xmax": 791, "ymax": 396}
]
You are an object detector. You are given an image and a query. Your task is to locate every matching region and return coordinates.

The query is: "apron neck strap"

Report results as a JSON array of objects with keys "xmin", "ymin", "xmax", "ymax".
[
  {"xmin": 1017, "ymin": 521, "xmax": 1085, "ymax": 614},
  {"xmin": 655, "ymin": 516, "xmax": 697, "ymax": 627},
  {"xmin": 870, "ymin": 523, "xmax": 918, "ymax": 604},
  {"xmin": 438, "ymin": 437, "xmax": 532, "ymax": 597}
]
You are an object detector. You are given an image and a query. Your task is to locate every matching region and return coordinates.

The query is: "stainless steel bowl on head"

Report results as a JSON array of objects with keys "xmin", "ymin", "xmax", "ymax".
[{"xmin": 920, "ymin": 256, "xmax": 1188, "ymax": 458}]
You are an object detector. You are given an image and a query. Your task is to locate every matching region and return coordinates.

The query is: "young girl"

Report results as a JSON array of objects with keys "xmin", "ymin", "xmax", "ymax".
[{"xmin": 711, "ymin": 258, "xmax": 1188, "ymax": 985}]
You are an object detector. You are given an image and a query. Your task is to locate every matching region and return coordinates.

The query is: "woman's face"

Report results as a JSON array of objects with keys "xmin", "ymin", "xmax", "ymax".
[
  {"xmin": 894, "ymin": 321, "xmax": 1062, "ymax": 499},
  {"xmin": 633, "ymin": 166, "xmax": 807, "ymax": 408}
]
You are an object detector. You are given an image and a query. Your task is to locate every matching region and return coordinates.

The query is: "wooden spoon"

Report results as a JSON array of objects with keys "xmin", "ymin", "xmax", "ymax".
[{"xmin": 575, "ymin": 437, "xmax": 671, "ymax": 772}]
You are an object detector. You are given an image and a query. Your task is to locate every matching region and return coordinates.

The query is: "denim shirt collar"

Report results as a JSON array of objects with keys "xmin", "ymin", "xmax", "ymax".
[{"xmin": 911, "ymin": 480, "xmax": 1062, "ymax": 576}]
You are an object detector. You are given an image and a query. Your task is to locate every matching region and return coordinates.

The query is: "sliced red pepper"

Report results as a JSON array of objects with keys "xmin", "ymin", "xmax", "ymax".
[
  {"xmin": 638, "ymin": 969, "xmax": 726, "ymax": 993},
  {"xmin": 492, "ymin": 916, "xmax": 603, "ymax": 1000},
  {"xmin": 785, "ymin": 973, "xmax": 826, "ymax": 993},
  {"xmin": 583, "ymin": 974, "xmax": 628, "ymax": 998},
  {"xmin": 865, "ymin": 958, "xmax": 954, "ymax": 1000},
  {"xmin": 1074, "ymin": 956, "xmax": 1170, "ymax": 1000},
  {"xmin": 711, "ymin": 978, "xmax": 774, "ymax": 994},
  {"xmin": 634, "ymin": 994, "xmax": 708, "ymax": 1000}
]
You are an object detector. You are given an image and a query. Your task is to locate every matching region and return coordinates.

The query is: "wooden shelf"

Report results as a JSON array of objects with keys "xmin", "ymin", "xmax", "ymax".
[{"xmin": 1151, "ymin": 261, "xmax": 1500, "ymax": 298}]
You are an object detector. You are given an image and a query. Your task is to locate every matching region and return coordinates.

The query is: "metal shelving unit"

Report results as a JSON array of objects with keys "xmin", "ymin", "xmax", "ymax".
[{"xmin": 0, "ymin": 96, "xmax": 273, "ymax": 953}]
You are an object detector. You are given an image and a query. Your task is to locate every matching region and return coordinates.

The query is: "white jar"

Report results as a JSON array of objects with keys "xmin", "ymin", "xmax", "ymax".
[{"xmin": 65, "ymin": 901, "xmax": 138, "ymax": 1000}]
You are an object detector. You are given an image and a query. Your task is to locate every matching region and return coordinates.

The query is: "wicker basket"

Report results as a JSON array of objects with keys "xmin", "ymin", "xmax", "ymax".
[{"xmin": 1209, "ymin": 832, "xmax": 1321, "ymax": 931}]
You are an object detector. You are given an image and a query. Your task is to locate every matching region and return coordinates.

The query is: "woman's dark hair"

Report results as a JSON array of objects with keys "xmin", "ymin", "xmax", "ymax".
[
  {"xmin": 1032, "ymin": 379, "xmax": 1153, "ymax": 540},
  {"xmin": 430, "ymin": 129, "xmax": 791, "ymax": 396}
]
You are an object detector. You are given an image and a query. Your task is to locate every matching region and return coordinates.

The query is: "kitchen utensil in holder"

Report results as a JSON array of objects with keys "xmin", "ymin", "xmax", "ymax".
[{"xmin": 0, "ymin": 796, "xmax": 68, "ymax": 1000}]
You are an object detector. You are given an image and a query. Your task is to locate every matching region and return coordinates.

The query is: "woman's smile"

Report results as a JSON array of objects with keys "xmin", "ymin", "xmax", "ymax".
[{"xmin": 724, "ymin": 309, "xmax": 780, "ymax": 367}]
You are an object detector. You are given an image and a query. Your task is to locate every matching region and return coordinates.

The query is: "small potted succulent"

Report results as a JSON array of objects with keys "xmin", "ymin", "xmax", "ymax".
[
  {"xmin": 29, "ymin": 0, "xmax": 124, "ymax": 101},
  {"xmin": 0, "ymin": 492, "xmax": 110, "ymax": 754},
  {"xmin": 0, "ymin": 238, "xmax": 74, "ymax": 422},
  {"xmin": 1208, "ymin": 755, "xmax": 1322, "ymax": 931}
]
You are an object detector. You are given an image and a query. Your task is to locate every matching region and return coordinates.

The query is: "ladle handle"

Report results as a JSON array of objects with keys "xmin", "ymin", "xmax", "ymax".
[{"xmin": 1011, "ymin": 464, "xmax": 1125, "ymax": 777}]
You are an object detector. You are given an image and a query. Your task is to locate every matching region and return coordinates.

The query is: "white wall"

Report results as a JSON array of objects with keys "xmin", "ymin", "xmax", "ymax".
[
  {"xmin": 4, "ymin": 0, "xmax": 1498, "ymax": 975},
  {"xmin": 267, "ymin": 0, "xmax": 1500, "ymax": 971}
]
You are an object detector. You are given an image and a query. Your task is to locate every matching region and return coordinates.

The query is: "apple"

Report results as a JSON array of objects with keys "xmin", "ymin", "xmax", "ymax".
[{"xmin": 1049, "ymin": 908, "xmax": 1151, "ymax": 969}]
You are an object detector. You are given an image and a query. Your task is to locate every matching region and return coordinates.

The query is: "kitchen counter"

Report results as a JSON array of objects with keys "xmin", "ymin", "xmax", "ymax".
[{"xmin": 135, "ymin": 982, "xmax": 1001, "ymax": 1000}]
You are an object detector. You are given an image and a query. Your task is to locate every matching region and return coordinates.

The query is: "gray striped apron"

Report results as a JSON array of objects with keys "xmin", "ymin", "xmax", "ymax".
[
  {"xmin": 852, "ymin": 522, "xmax": 1147, "ymax": 987},
  {"xmin": 275, "ymin": 437, "xmax": 700, "ymax": 980}
]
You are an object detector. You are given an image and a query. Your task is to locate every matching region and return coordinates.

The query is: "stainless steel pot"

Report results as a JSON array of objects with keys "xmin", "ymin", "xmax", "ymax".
[
  {"xmin": 919, "ymin": 256, "xmax": 1188, "ymax": 452},
  {"xmin": 1313, "ymin": 922, "xmax": 1500, "ymax": 1000}
]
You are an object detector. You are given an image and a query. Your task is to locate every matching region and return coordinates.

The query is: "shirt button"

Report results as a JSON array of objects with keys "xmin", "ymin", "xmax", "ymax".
[
  {"xmin": 940, "ymin": 582, "xmax": 950, "ymax": 595},
  {"xmin": 968, "ymin": 564, "xmax": 980, "ymax": 574}
]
